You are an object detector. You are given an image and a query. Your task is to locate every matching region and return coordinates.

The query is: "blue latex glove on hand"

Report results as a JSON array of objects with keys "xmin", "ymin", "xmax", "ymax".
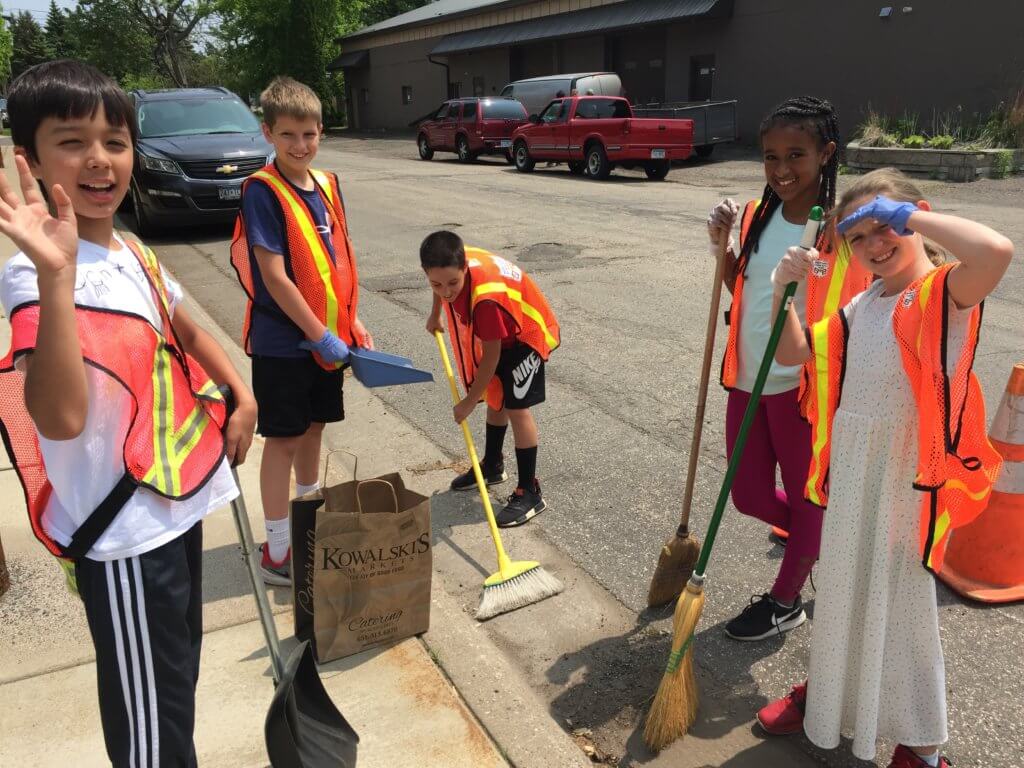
[
  {"xmin": 299, "ymin": 330, "xmax": 350, "ymax": 363},
  {"xmin": 837, "ymin": 194, "xmax": 918, "ymax": 236}
]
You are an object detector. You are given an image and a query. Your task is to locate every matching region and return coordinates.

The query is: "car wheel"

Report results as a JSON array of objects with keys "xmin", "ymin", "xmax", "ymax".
[
  {"xmin": 418, "ymin": 134, "xmax": 434, "ymax": 160},
  {"xmin": 505, "ymin": 149, "xmax": 515, "ymax": 165},
  {"xmin": 568, "ymin": 161, "xmax": 585, "ymax": 176},
  {"xmin": 644, "ymin": 160, "xmax": 671, "ymax": 180},
  {"xmin": 514, "ymin": 142, "xmax": 535, "ymax": 172},
  {"xmin": 586, "ymin": 144, "xmax": 611, "ymax": 180},
  {"xmin": 695, "ymin": 144, "xmax": 715, "ymax": 159},
  {"xmin": 456, "ymin": 135, "xmax": 473, "ymax": 163},
  {"xmin": 131, "ymin": 184, "xmax": 156, "ymax": 237}
]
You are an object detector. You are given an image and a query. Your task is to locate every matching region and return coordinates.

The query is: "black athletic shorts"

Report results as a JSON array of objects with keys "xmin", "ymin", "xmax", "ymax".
[
  {"xmin": 252, "ymin": 355, "xmax": 344, "ymax": 437},
  {"xmin": 492, "ymin": 343, "xmax": 546, "ymax": 410}
]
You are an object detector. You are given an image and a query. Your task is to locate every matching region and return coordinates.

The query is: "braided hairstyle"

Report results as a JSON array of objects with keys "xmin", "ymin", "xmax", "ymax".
[{"xmin": 737, "ymin": 96, "xmax": 841, "ymax": 271}]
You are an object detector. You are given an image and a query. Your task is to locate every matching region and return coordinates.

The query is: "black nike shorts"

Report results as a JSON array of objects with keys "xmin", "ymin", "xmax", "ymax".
[{"xmin": 493, "ymin": 343, "xmax": 545, "ymax": 410}]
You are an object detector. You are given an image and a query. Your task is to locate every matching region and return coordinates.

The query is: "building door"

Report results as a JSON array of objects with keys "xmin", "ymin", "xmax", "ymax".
[
  {"xmin": 610, "ymin": 28, "xmax": 666, "ymax": 106},
  {"xmin": 689, "ymin": 55, "xmax": 715, "ymax": 101}
]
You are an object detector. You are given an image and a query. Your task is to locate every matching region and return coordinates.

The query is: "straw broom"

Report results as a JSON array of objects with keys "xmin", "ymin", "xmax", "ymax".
[
  {"xmin": 434, "ymin": 331, "xmax": 564, "ymax": 620},
  {"xmin": 647, "ymin": 233, "xmax": 730, "ymax": 607},
  {"xmin": 644, "ymin": 208, "xmax": 823, "ymax": 751}
]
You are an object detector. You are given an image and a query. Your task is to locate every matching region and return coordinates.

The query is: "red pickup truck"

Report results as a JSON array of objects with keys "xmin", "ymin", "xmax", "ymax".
[{"xmin": 510, "ymin": 96, "xmax": 694, "ymax": 180}]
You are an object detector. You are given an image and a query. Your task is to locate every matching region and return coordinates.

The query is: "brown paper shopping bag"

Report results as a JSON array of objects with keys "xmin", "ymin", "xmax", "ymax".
[{"xmin": 291, "ymin": 455, "xmax": 432, "ymax": 662}]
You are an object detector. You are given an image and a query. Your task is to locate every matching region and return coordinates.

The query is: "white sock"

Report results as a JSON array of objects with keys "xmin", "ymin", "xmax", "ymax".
[
  {"xmin": 918, "ymin": 752, "xmax": 939, "ymax": 767},
  {"xmin": 265, "ymin": 518, "xmax": 291, "ymax": 563},
  {"xmin": 295, "ymin": 481, "xmax": 320, "ymax": 497}
]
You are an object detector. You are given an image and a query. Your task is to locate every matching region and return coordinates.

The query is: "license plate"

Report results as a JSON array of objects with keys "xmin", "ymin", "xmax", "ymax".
[
  {"xmin": 651, "ymin": 149, "xmax": 666, "ymax": 159},
  {"xmin": 219, "ymin": 186, "xmax": 241, "ymax": 201},
  {"xmin": 499, "ymin": 139, "xmax": 511, "ymax": 148}
]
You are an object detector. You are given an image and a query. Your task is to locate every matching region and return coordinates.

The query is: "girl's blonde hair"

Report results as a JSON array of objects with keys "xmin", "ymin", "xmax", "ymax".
[{"xmin": 835, "ymin": 167, "xmax": 946, "ymax": 266}]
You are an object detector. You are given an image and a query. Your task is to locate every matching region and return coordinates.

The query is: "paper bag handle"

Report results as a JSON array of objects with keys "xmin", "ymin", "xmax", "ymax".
[
  {"xmin": 355, "ymin": 478, "xmax": 400, "ymax": 516},
  {"xmin": 322, "ymin": 449, "xmax": 359, "ymax": 489}
]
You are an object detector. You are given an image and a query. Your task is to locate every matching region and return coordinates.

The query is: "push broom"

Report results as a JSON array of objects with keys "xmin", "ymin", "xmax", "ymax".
[
  {"xmin": 647, "ymin": 231, "xmax": 730, "ymax": 607},
  {"xmin": 643, "ymin": 207, "xmax": 823, "ymax": 751},
  {"xmin": 434, "ymin": 330, "xmax": 564, "ymax": 620}
]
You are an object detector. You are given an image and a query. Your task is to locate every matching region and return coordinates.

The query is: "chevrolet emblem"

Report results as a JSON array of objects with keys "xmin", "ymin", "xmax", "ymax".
[{"xmin": 216, "ymin": 163, "xmax": 239, "ymax": 174}]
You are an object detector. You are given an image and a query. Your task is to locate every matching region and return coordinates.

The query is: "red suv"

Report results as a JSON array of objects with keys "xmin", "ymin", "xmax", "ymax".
[{"xmin": 417, "ymin": 98, "xmax": 528, "ymax": 162}]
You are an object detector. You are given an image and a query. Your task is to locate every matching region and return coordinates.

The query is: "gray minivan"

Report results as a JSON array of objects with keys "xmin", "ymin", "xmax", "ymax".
[{"xmin": 499, "ymin": 73, "xmax": 622, "ymax": 117}]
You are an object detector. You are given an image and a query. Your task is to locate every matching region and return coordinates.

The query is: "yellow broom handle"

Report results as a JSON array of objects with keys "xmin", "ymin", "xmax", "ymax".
[{"xmin": 434, "ymin": 331, "xmax": 514, "ymax": 574}]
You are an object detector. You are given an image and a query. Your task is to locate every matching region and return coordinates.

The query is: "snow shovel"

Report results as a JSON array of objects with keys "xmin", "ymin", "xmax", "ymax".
[{"xmin": 228, "ymin": 469, "xmax": 360, "ymax": 768}]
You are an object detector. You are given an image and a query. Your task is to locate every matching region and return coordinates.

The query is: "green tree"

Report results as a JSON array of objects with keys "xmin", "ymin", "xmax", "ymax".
[
  {"xmin": 44, "ymin": 0, "xmax": 72, "ymax": 59},
  {"xmin": 0, "ymin": 4, "xmax": 14, "ymax": 84},
  {"xmin": 124, "ymin": 0, "xmax": 215, "ymax": 86},
  {"xmin": 64, "ymin": 0, "xmax": 158, "ymax": 84},
  {"xmin": 10, "ymin": 11, "xmax": 49, "ymax": 77}
]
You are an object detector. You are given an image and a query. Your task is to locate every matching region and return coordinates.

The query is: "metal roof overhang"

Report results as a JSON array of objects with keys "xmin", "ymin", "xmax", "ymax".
[
  {"xmin": 430, "ymin": 0, "xmax": 731, "ymax": 55},
  {"xmin": 327, "ymin": 49, "xmax": 370, "ymax": 71}
]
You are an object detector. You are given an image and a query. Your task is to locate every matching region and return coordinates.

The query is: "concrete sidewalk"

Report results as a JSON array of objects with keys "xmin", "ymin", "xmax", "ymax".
[{"xmin": 0, "ymin": 150, "xmax": 531, "ymax": 767}]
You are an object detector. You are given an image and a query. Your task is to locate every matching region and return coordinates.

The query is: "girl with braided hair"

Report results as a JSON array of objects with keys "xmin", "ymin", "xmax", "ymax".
[{"xmin": 706, "ymin": 96, "xmax": 872, "ymax": 641}]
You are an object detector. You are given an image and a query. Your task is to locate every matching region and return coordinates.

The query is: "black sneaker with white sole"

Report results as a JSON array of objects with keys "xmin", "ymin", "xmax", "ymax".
[
  {"xmin": 496, "ymin": 482, "xmax": 547, "ymax": 528},
  {"xmin": 450, "ymin": 462, "xmax": 508, "ymax": 492},
  {"xmin": 725, "ymin": 593, "xmax": 806, "ymax": 641}
]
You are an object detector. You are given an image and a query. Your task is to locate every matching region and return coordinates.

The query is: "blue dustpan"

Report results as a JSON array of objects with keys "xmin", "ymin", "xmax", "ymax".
[{"xmin": 348, "ymin": 347, "xmax": 434, "ymax": 388}]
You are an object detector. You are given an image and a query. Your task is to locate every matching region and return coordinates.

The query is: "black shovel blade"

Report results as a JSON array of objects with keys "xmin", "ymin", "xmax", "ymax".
[{"xmin": 265, "ymin": 639, "xmax": 359, "ymax": 768}]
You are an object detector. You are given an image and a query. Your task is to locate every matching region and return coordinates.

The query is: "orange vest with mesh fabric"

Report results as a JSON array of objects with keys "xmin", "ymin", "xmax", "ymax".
[
  {"xmin": 803, "ymin": 264, "xmax": 1002, "ymax": 574},
  {"xmin": 0, "ymin": 240, "xmax": 228, "ymax": 559},
  {"xmin": 445, "ymin": 248, "xmax": 560, "ymax": 409},
  {"xmin": 230, "ymin": 164, "xmax": 359, "ymax": 370},
  {"xmin": 720, "ymin": 199, "xmax": 872, "ymax": 393}
]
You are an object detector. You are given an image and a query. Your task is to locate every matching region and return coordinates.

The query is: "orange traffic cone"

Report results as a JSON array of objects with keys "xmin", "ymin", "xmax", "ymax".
[{"xmin": 938, "ymin": 362, "xmax": 1024, "ymax": 603}]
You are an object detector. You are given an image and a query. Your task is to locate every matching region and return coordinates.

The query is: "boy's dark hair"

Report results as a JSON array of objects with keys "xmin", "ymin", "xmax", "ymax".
[
  {"xmin": 8, "ymin": 59, "xmax": 138, "ymax": 162},
  {"xmin": 420, "ymin": 230, "xmax": 466, "ymax": 270},
  {"xmin": 738, "ymin": 95, "xmax": 841, "ymax": 269}
]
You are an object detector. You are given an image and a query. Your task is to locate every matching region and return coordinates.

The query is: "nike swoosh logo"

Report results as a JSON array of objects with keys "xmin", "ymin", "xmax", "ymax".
[{"xmin": 512, "ymin": 354, "xmax": 541, "ymax": 399}]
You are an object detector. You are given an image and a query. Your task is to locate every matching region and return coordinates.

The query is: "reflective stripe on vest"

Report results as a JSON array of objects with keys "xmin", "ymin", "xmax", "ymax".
[
  {"xmin": 721, "ymin": 199, "xmax": 872, "ymax": 390},
  {"xmin": 229, "ymin": 165, "xmax": 359, "ymax": 369},
  {"xmin": 803, "ymin": 264, "xmax": 1002, "ymax": 574},
  {"xmin": 446, "ymin": 248, "xmax": 559, "ymax": 390},
  {"xmin": 0, "ymin": 242, "xmax": 227, "ymax": 557}
]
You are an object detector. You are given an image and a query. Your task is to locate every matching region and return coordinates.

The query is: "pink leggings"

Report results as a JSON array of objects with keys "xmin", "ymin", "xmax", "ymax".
[{"xmin": 725, "ymin": 388, "xmax": 823, "ymax": 604}]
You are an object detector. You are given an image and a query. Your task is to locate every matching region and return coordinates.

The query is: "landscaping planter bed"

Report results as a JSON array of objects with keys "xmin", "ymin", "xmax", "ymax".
[{"xmin": 846, "ymin": 142, "xmax": 1024, "ymax": 182}]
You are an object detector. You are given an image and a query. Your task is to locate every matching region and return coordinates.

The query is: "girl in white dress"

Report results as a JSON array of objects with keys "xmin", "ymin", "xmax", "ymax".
[{"xmin": 753, "ymin": 168, "xmax": 1013, "ymax": 768}]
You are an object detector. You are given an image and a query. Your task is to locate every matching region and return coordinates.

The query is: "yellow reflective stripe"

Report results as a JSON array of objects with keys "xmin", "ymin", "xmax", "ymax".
[
  {"xmin": 927, "ymin": 508, "xmax": 953, "ymax": 569},
  {"xmin": 943, "ymin": 478, "xmax": 993, "ymax": 502},
  {"xmin": 823, "ymin": 240, "xmax": 851, "ymax": 317},
  {"xmin": 915, "ymin": 271, "xmax": 936, "ymax": 354},
  {"xmin": 472, "ymin": 281, "xmax": 558, "ymax": 350},
  {"xmin": 253, "ymin": 171, "xmax": 340, "ymax": 337},
  {"xmin": 170, "ymin": 404, "xmax": 210, "ymax": 460},
  {"xmin": 806, "ymin": 319, "xmax": 833, "ymax": 506},
  {"xmin": 311, "ymin": 169, "xmax": 334, "ymax": 207},
  {"xmin": 146, "ymin": 344, "xmax": 179, "ymax": 495},
  {"xmin": 197, "ymin": 379, "xmax": 222, "ymax": 399}
]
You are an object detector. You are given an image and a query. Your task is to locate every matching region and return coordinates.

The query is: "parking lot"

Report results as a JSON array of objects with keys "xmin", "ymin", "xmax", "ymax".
[{"xmin": 148, "ymin": 134, "xmax": 1024, "ymax": 767}]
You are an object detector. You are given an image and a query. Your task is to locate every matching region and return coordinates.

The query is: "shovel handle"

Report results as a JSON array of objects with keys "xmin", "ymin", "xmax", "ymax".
[
  {"xmin": 229, "ymin": 470, "xmax": 286, "ymax": 683},
  {"xmin": 678, "ymin": 234, "xmax": 729, "ymax": 532}
]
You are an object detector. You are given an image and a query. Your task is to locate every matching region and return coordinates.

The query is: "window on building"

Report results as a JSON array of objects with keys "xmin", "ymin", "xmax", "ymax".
[
  {"xmin": 473, "ymin": 76, "xmax": 485, "ymax": 97},
  {"xmin": 448, "ymin": 82, "xmax": 461, "ymax": 99},
  {"xmin": 360, "ymin": 89, "xmax": 369, "ymax": 106},
  {"xmin": 401, "ymin": 86, "xmax": 413, "ymax": 105}
]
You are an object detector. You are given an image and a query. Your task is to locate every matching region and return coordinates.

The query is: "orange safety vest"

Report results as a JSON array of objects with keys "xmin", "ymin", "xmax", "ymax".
[
  {"xmin": 230, "ymin": 164, "xmax": 360, "ymax": 370},
  {"xmin": 446, "ymin": 248, "xmax": 560, "ymax": 395},
  {"xmin": 0, "ymin": 240, "xmax": 228, "ymax": 559},
  {"xmin": 804, "ymin": 264, "xmax": 1002, "ymax": 574},
  {"xmin": 721, "ymin": 199, "xmax": 873, "ymax": 392}
]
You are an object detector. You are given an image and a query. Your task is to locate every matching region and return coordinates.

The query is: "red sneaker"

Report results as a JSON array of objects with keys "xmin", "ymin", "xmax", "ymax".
[
  {"xmin": 756, "ymin": 682, "xmax": 807, "ymax": 735},
  {"xmin": 887, "ymin": 745, "xmax": 951, "ymax": 768},
  {"xmin": 259, "ymin": 542, "xmax": 291, "ymax": 586}
]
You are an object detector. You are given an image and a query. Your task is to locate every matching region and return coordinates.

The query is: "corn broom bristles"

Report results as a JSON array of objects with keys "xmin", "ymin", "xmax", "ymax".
[{"xmin": 643, "ymin": 581, "xmax": 704, "ymax": 752}]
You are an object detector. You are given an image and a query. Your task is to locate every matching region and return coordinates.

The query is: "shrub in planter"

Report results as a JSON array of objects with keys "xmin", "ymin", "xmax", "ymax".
[
  {"xmin": 991, "ymin": 150, "xmax": 1014, "ymax": 179},
  {"xmin": 927, "ymin": 135, "xmax": 956, "ymax": 150},
  {"xmin": 902, "ymin": 135, "xmax": 926, "ymax": 149}
]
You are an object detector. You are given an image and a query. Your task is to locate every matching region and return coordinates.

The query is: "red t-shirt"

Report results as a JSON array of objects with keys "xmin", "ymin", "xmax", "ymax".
[{"xmin": 451, "ymin": 282, "xmax": 516, "ymax": 348}]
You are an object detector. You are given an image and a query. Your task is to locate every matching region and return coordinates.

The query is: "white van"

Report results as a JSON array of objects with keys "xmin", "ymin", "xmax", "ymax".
[{"xmin": 499, "ymin": 73, "xmax": 623, "ymax": 117}]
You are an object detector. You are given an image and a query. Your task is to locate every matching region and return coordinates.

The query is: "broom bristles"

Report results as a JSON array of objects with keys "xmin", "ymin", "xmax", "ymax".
[
  {"xmin": 643, "ymin": 583, "xmax": 704, "ymax": 752},
  {"xmin": 647, "ymin": 532, "xmax": 702, "ymax": 608},
  {"xmin": 476, "ymin": 564, "xmax": 564, "ymax": 621}
]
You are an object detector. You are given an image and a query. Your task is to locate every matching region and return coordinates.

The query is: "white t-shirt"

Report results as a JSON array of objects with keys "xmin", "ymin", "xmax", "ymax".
[
  {"xmin": 0, "ymin": 234, "xmax": 238, "ymax": 561},
  {"xmin": 735, "ymin": 207, "xmax": 809, "ymax": 395}
]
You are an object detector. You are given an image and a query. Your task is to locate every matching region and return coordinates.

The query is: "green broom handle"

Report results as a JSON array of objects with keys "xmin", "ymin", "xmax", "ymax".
[{"xmin": 693, "ymin": 206, "xmax": 823, "ymax": 579}]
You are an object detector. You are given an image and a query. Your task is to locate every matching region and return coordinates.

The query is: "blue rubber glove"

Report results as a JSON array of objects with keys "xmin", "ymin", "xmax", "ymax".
[
  {"xmin": 298, "ymin": 330, "xmax": 350, "ymax": 363},
  {"xmin": 837, "ymin": 194, "xmax": 918, "ymax": 236}
]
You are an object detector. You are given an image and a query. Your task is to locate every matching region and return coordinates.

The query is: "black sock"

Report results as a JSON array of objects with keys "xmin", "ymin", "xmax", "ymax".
[
  {"xmin": 515, "ymin": 446, "xmax": 538, "ymax": 491},
  {"xmin": 483, "ymin": 423, "xmax": 507, "ymax": 469}
]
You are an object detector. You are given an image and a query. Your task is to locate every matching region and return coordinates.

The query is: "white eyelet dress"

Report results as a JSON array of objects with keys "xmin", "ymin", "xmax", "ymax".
[{"xmin": 804, "ymin": 280, "xmax": 969, "ymax": 760}]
